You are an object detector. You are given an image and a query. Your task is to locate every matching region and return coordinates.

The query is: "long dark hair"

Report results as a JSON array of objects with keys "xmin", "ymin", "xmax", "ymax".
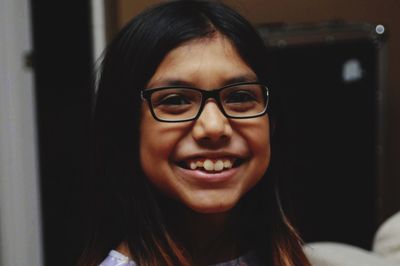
[{"xmin": 79, "ymin": 1, "xmax": 310, "ymax": 265}]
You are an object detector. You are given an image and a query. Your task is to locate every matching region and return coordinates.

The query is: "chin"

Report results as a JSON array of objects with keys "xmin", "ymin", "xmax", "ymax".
[{"xmin": 185, "ymin": 196, "xmax": 239, "ymax": 214}]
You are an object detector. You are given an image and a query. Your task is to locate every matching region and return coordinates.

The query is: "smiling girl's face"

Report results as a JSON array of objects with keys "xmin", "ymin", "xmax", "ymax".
[{"xmin": 140, "ymin": 34, "xmax": 271, "ymax": 214}]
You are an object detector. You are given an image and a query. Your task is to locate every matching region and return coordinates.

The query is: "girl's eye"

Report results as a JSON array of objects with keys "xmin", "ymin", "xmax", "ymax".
[
  {"xmin": 225, "ymin": 90, "xmax": 257, "ymax": 103},
  {"xmin": 157, "ymin": 94, "xmax": 191, "ymax": 106}
]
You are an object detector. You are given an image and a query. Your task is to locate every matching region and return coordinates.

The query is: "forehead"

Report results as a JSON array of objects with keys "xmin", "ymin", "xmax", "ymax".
[{"xmin": 147, "ymin": 34, "xmax": 257, "ymax": 89}]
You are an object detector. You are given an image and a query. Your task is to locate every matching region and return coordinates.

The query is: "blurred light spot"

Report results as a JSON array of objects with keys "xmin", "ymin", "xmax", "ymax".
[
  {"xmin": 342, "ymin": 59, "xmax": 363, "ymax": 83},
  {"xmin": 375, "ymin": 25, "xmax": 385, "ymax": 35}
]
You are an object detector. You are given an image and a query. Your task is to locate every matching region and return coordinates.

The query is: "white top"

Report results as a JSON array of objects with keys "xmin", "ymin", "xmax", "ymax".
[
  {"xmin": 99, "ymin": 250, "xmax": 136, "ymax": 266},
  {"xmin": 99, "ymin": 250, "xmax": 262, "ymax": 266}
]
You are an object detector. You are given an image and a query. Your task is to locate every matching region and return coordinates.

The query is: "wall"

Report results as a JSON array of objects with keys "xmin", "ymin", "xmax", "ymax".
[
  {"xmin": 109, "ymin": 0, "xmax": 400, "ymax": 223},
  {"xmin": 0, "ymin": 0, "xmax": 43, "ymax": 264}
]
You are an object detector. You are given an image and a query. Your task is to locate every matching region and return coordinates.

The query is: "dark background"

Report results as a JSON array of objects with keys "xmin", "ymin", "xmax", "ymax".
[
  {"xmin": 30, "ymin": 1, "xmax": 93, "ymax": 265},
  {"xmin": 261, "ymin": 25, "xmax": 384, "ymax": 248}
]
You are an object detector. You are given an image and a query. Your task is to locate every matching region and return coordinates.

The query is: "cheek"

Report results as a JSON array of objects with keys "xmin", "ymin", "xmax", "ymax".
[
  {"xmin": 139, "ymin": 113, "xmax": 192, "ymax": 200},
  {"xmin": 251, "ymin": 118, "xmax": 271, "ymax": 193},
  {"xmin": 259, "ymin": 120, "xmax": 271, "ymax": 161},
  {"xmin": 139, "ymin": 115, "xmax": 175, "ymax": 196},
  {"xmin": 140, "ymin": 111, "xmax": 171, "ymax": 168},
  {"xmin": 241, "ymin": 116, "xmax": 271, "ymax": 178},
  {"xmin": 239, "ymin": 116, "xmax": 270, "ymax": 158},
  {"xmin": 139, "ymin": 107, "xmax": 187, "ymax": 179}
]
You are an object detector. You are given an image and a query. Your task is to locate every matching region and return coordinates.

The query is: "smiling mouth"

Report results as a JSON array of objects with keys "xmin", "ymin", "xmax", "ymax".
[{"xmin": 177, "ymin": 158, "xmax": 244, "ymax": 172}]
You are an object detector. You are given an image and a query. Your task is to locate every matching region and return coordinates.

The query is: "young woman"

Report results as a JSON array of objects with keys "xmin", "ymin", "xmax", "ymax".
[{"xmin": 79, "ymin": 1, "xmax": 310, "ymax": 265}]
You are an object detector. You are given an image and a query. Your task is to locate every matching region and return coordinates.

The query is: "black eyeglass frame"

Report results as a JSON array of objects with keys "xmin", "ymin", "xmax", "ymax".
[{"xmin": 141, "ymin": 81, "xmax": 269, "ymax": 123}]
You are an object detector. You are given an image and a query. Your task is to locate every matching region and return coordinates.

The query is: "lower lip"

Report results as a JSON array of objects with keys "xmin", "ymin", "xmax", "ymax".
[{"xmin": 174, "ymin": 164, "xmax": 241, "ymax": 183}]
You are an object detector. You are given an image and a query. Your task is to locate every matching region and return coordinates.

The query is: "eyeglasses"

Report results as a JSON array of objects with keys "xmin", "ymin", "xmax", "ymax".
[{"xmin": 141, "ymin": 82, "xmax": 269, "ymax": 122}]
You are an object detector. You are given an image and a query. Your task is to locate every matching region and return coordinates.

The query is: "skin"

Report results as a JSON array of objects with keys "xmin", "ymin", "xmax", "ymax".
[{"xmin": 136, "ymin": 34, "xmax": 271, "ymax": 263}]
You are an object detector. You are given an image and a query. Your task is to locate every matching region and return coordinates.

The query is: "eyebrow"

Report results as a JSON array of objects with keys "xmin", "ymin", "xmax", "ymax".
[
  {"xmin": 147, "ymin": 74, "xmax": 259, "ymax": 89},
  {"xmin": 223, "ymin": 74, "xmax": 258, "ymax": 85}
]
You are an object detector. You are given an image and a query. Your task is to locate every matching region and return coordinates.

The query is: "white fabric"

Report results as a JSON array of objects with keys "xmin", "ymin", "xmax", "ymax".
[
  {"xmin": 304, "ymin": 242, "xmax": 398, "ymax": 266},
  {"xmin": 373, "ymin": 211, "xmax": 400, "ymax": 264},
  {"xmin": 304, "ymin": 211, "xmax": 400, "ymax": 266}
]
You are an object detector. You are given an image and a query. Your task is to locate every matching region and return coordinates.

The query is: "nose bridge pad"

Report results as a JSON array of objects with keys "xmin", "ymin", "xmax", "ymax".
[
  {"xmin": 199, "ymin": 100, "xmax": 225, "ymax": 123},
  {"xmin": 194, "ymin": 100, "xmax": 231, "ymax": 141},
  {"xmin": 199, "ymin": 89, "xmax": 224, "ymax": 118}
]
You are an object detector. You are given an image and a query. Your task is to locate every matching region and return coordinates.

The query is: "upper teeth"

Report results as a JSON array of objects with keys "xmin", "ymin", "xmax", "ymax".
[{"xmin": 189, "ymin": 159, "xmax": 233, "ymax": 171}]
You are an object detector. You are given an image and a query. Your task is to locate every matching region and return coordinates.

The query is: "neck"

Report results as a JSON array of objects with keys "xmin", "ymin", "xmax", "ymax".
[
  {"xmin": 162, "ymin": 198, "xmax": 247, "ymax": 265},
  {"xmin": 117, "ymin": 195, "xmax": 252, "ymax": 265}
]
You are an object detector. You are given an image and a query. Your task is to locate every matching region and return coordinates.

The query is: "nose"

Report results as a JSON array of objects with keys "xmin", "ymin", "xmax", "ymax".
[{"xmin": 192, "ymin": 100, "xmax": 233, "ymax": 143}]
